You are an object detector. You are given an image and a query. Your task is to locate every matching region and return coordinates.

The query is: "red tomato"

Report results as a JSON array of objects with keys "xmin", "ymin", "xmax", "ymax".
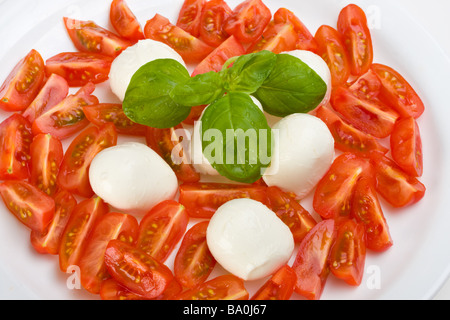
[
  {"xmin": 83, "ymin": 103, "xmax": 147, "ymax": 136},
  {"xmin": 314, "ymin": 25, "xmax": 350, "ymax": 86},
  {"xmin": 175, "ymin": 274, "xmax": 249, "ymax": 300},
  {"xmin": 30, "ymin": 190, "xmax": 77, "ymax": 255},
  {"xmin": 100, "ymin": 278, "xmax": 182, "ymax": 300},
  {"xmin": 292, "ymin": 219, "xmax": 335, "ymax": 300},
  {"xmin": 144, "ymin": 14, "xmax": 214, "ymax": 64},
  {"xmin": 32, "ymin": 82, "xmax": 99, "ymax": 140},
  {"xmin": 22, "ymin": 74, "xmax": 69, "ymax": 123},
  {"xmin": 331, "ymin": 85, "xmax": 399, "ymax": 139},
  {"xmin": 199, "ymin": 0, "xmax": 232, "ymax": 47},
  {"xmin": 178, "ymin": 182, "xmax": 269, "ymax": 218},
  {"xmin": 223, "ymin": 0, "xmax": 272, "ymax": 44},
  {"xmin": 104, "ymin": 239, "xmax": 174, "ymax": 299},
  {"xmin": 79, "ymin": 212, "xmax": 139, "ymax": 294},
  {"xmin": 177, "ymin": 0, "xmax": 206, "ymax": 38},
  {"xmin": 371, "ymin": 63, "xmax": 425, "ymax": 119},
  {"xmin": 313, "ymin": 152, "xmax": 373, "ymax": 219},
  {"xmin": 45, "ymin": 52, "xmax": 113, "ymax": 87},
  {"xmin": 247, "ymin": 20, "xmax": 298, "ymax": 54},
  {"xmin": 329, "ymin": 218, "xmax": 366, "ymax": 286},
  {"xmin": 266, "ymin": 186, "xmax": 317, "ymax": 243},
  {"xmin": 57, "ymin": 123, "xmax": 117, "ymax": 198},
  {"xmin": 174, "ymin": 221, "xmax": 216, "ymax": 288},
  {"xmin": 251, "ymin": 265, "xmax": 297, "ymax": 300},
  {"xmin": 0, "ymin": 49, "xmax": 45, "ymax": 112},
  {"xmin": 137, "ymin": 200, "xmax": 189, "ymax": 263},
  {"xmin": 110, "ymin": 0, "xmax": 144, "ymax": 42},
  {"xmin": 0, "ymin": 180, "xmax": 55, "ymax": 233},
  {"xmin": 29, "ymin": 133, "xmax": 64, "ymax": 197},
  {"xmin": 63, "ymin": 17, "xmax": 131, "ymax": 57},
  {"xmin": 337, "ymin": 4, "xmax": 373, "ymax": 76},
  {"xmin": 0, "ymin": 113, "xmax": 32, "ymax": 180},
  {"xmin": 273, "ymin": 8, "xmax": 318, "ymax": 52},
  {"xmin": 348, "ymin": 69, "xmax": 381, "ymax": 99},
  {"xmin": 145, "ymin": 125, "xmax": 200, "ymax": 183},
  {"xmin": 59, "ymin": 196, "xmax": 109, "ymax": 272},
  {"xmin": 315, "ymin": 105, "xmax": 388, "ymax": 156},
  {"xmin": 351, "ymin": 177, "xmax": 393, "ymax": 252}
]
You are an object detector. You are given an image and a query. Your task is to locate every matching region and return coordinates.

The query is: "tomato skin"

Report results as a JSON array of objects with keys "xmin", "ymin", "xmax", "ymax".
[
  {"xmin": 199, "ymin": 0, "xmax": 232, "ymax": 47},
  {"xmin": 251, "ymin": 265, "xmax": 297, "ymax": 300},
  {"xmin": 137, "ymin": 200, "xmax": 189, "ymax": 263},
  {"xmin": 337, "ymin": 4, "xmax": 373, "ymax": 76},
  {"xmin": 177, "ymin": 0, "xmax": 206, "ymax": 38},
  {"xmin": 110, "ymin": 0, "xmax": 144, "ymax": 42},
  {"xmin": 0, "ymin": 49, "xmax": 45, "ymax": 112},
  {"xmin": 100, "ymin": 278, "xmax": 183, "ymax": 300},
  {"xmin": 247, "ymin": 20, "xmax": 298, "ymax": 54}
]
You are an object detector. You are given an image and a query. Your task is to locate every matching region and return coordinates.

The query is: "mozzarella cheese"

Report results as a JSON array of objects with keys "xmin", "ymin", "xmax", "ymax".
[
  {"xmin": 89, "ymin": 142, "xmax": 178, "ymax": 216},
  {"xmin": 206, "ymin": 198, "xmax": 294, "ymax": 281},
  {"xmin": 263, "ymin": 113, "xmax": 335, "ymax": 199},
  {"xmin": 109, "ymin": 39, "xmax": 187, "ymax": 101}
]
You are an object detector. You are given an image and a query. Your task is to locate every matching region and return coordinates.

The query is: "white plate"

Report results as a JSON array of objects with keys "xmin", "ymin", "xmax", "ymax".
[{"xmin": 0, "ymin": 0, "xmax": 449, "ymax": 300}]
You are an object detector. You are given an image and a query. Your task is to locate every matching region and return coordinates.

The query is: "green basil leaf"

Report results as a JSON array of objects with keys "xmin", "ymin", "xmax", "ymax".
[
  {"xmin": 253, "ymin": 53, "xmax": 327, "ymax": 117},
  {"xmin": 201, "ymin": 92, "xmax": 272, "ymax": 183},
  {"xmin": 123, "ymin": 59, "xmax": 191, "ymax": 129}
]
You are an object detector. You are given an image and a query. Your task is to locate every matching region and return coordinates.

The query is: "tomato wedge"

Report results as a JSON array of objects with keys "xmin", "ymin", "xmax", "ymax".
[
  {"xmin": 100, "ymin": 278, "xmax": 182, "ymax": 300},
  {"xmin": 174, "ymin": 221, "xmax": 216, "ymax": 288},
  {"xmin": 175, "ymin": 274, "xmax": 249, "ymax": 300},
  {"xmin": 0, "ymin": 113, "xmax": 32, "ymax": 180},
  {"xmin": 79, "ymin": 212, "xmax": 139, "ymax": 294},
  {"xmin": 45, "ymin": 52, "xmax": 113, "ymax": 87},
  {"xmin": 137, "ymin": 200, "xmax": 189, "ymax": 263},
  {"xmin": 57, "ymin": 123, "xmax": 117, "ymax": 198},
  {"xmin": 199, "ymin": 0, "xmax": 232, "ymax": 47},
  {"xmin": 223, "ymin": 0, "xmax": 272, "ymax": 44},
  {"xmin": 292, "ymin": 219, "xmax": 335, "ymax": 300},
  {"xmin": 29, "ymin": 133, "xmax": 64, "ymax": 197},
  {"xmin": 247, "ymin": 20, "xmax": 298, "ymax": 54},
  {"xmin": 348, "ymin": 69, "xmax": 381, "ymax": 99},
  {"xmin": 59, "ymin": 196, "xmax": 109, "ymax": 272},
  {"xmin": 144, "ymin": 14, "xmax": 214, "ymax": 64},
  {"xmin": 251, "ymin": 265, "xmax": 297, "ymax": 300},
  {"xmin": 176, "ymin": 0, "xmax": 206, "ymax": 38},
  {"xmin": 30, "ymin": 190, "xmax": 77, "ymax": 255},
  {"xmin": 104, "ymin": 240, "xmax": 174, "ymax": 299},
  {"xmin": 337, "ymin": 4, "xmax": 373, "ymax": 76},
  {"xmin": 0, "ymin": 49, "xmax": 45, "ymax": 112},
  {"xmin": 0, "ymin": 180, "xmax": 55, "ymax": 233},
  {"xmin": 110, "ymin": 0, "xmax": 144, "ymax": 42}
]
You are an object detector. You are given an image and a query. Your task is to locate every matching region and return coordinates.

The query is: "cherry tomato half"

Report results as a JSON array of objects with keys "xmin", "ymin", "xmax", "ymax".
[
  {"xmin": 110, "ymin": 0, "xmax": 144, "ymax": 42},
  {"xmin": 99, "ymin": 278, "xmax": 182, "ymax": 300},
  {"xmin": 177, "ymin": 0, "xmax": 206, "ymax": 38},
  {"xmin": 199, "ymin": 0, "xmax": 232, "ymax": 47},
  {"xmin": 251, "ymin": 265, "xmax": 297, "ymax": 300},
  {"xmin": 247, "ymin": 20, "xmax": 298, "ymax": 54}
]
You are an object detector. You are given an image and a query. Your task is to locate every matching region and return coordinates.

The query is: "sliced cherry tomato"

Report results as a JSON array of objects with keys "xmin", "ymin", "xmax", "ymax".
[
  {"xmin": 313, "ymin": 152, "xmax": 373, "ymax": 219},
  {"xmin": 79, "ymin": 212, "xmax": 139, "ymax": 294},
  {"xmin": 174, "ymin": 221, "xmax": 216, "ymax": 288},
  {"xmin": 337, "ymin": 4, "xmax": 373, "ymax": 76},
  {"xmin": 371, "ymin": 63, "xmax": 425, "ymax": 119},
  {"xmin": 137, "ymin": 200, "xmax": 189, "ymax": 263},
  {"xmin": 0, "ymin": 49, "xmax": 45, "ymax": 112},
  {"xmin": 315, "ymin": 105, "xmax": 388, "ymax": 156},
  {"xmin": 110, "ymin": 0, "xmax": 144, "ymax": 42},
  {"xmin": 348, "ymin": 69, "xmax": 381, "ymax": 99},
  {"xmin": 273, "ymin": 8, "xmax": 318, "ymax": 52},
  {"xmin": 331, "ymin": 85, "xmax": 399, "ymax": 139},
  {"xmin": 22, "ymin": 74, "xmax": 69, "ymax": 123},
  {"xmin": 329, "ymin": 218, "xmax": 366, "ymax": 286},
  {"xmin": 100, "ymin": 278, "xmax": 182, "ymax": 300},
  {"xmin": 177, "ymin": 0, "xmax": 206, "ymax": 38},
  {"xmin": 59, "ymin": 196, "xmax": 109, "ymax": 272},
  {"xmin": 368, "ymin": 151, "xmax": 426, "ymax": 208},
  {"xmin": 315, "ymin": 25, "xmax": 350, "ymax": 86},
  {"xmin": 292, "ymin": 219, "xmax": 335, "ymax": 300},
  {"xmin": 247, "ymin": 20, "xmax": 298, "ymax": 54},
  {"xmin": 223, "ymin": 0, "xmax": 271, "ymax": 44},
  {"xmin": 178, "ymin": 182, "xmax": 269, "ymax": 218},
  {"xmin": 83, "ymin": 103, "xmax": 147, "ymax": 136},
  {"xmin": 144, "ymin": 14, "xmax": 214, "ymax": 64},
  {"xmin": 351, "ymin": 177, "xmax": 393, "ymax": 252},
  {"xmin": 104, "ymin": 239, "xmax": 174, "ymax": 299},
  {"xmin": 45, "ymin": 52, "xmax": 113, "ymax": 87},
  {"xmin": 266, "ymin": 186, "xmax": 317, "ymax": 243},
  {"xmin": 199, "ymin": 0, "xmax": 232, "ymax": 47},
  {"xmin": 0, "ymin": 180, "xmax": 55, "ymax": 233},
  {"xmin": 0, "ymin": 113, "xmax": 32, "ymax": 180},
  {"xmin": 29, "ymin": 133, "xmax": 64, "ymax": 197},
  {"xmin": 63, "ymin": 17, "xmax": 131, "ymax": 57},
  {"xmin": 175, "ymin": 274, "xmax": 249, "ymax": 300},
  {"xmin": 251, "ymin": 265, "xmax": 297, "ymax": 300},
  {"xmin": 57, "ymin": 123, "xmax": 117, "ymax": 198},
  {"xmin": 32, "ymin": 82, "xmax": 99, "ymax": 140},
  {"xmin": 30, "ymin": 190, "xmax": 76, "ymax": 255}
]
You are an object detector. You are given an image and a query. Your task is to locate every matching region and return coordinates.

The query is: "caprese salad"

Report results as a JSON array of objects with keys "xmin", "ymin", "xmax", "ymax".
[{"xmin": 0, "ymin": 0, "xmax": 426, "ymax": 300}]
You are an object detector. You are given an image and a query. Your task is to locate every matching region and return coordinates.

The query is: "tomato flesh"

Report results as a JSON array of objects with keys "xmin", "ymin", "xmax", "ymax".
[
  {"xmin": 251, "ymin": 265, "xmax": 297, "ymax": 300},
  {"xmin": 247, "ymin": 20, "xmax": 298, "ymax": 54},
  {"xmin": 177, "ymin": 0, "xmax": 206, "ymax": 38},
  {"xmin": 100, "ymin": 278, "xmax": 182, "ymax": 300},
  {"xmin": 199, "ymin": 0, "xmax": 232, "ymax": 47},
  {"xmin": 110, "ymin": 0, "xmax": 144, "ymax": 42}
]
